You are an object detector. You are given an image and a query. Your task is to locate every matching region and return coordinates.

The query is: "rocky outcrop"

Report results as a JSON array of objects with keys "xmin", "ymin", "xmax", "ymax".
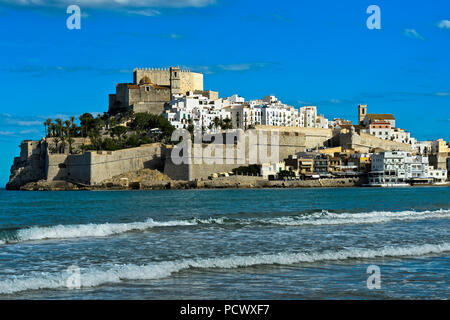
[
  {"xmin": 100, "ymin": 168, "xmax": 173, "ymax": 189},
  {"xmin": 20, "ymin": 180, "xmax": 84, "ymax": 191}
]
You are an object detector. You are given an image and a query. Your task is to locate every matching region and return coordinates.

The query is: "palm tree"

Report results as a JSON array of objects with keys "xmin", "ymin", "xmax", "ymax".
[
  {"xmin": 44, "ymin": 119, "xmax": 52, "ymax": 137},
  {"xmin": 48, "ymin": 123, "xmax": 55, "ymax": 137},
  {"xmin": 53, "ymin": 137, "xmax": 60, "ymax": 153},
  {"xmin": 64, "ymin": 120, "xmax": 72, "ymax": 154},
  {"xmin": 55, "ymin": 118, "xmax": 63, "ymax": 138},
  {"xmin": 69, "ymin": 116, "xmax": 76, "ymax": 136},
  {"xmin": 213, "ymin": 116, "xmax": 221, "ymax": 130}
]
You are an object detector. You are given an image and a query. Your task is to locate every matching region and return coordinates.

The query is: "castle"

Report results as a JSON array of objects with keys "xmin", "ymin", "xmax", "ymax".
[
  {"xmin": 10, "ymin": 67, "xmax": 440, "ymax": 190},
  {"xmin": 108, "ymin": 67, "xmax": 204, "ymax": 115}
]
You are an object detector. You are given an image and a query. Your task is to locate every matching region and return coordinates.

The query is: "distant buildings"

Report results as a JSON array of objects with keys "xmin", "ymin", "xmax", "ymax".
[
  {"xmin": 162, "ymin": 92, "xmax": 230, "ymax": 131},
  {"xmin": 109, "ymin": 67, "xmax": 449, "ymax": 186},
  {"xmin": 165, "ymin": 92, "xmax": 333, "ymax": 132},
  {"xmin": 368, "ymin": 151, "xmax": 435, "ymax": 186}
]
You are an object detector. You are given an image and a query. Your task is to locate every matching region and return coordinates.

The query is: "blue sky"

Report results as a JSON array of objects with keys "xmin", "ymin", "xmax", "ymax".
[{"xmin": 0, "ymin": 0, "xmax": 449, "ymax": 186}]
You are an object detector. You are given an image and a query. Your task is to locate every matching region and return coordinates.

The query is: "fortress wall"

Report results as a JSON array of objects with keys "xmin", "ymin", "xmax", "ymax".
[
  {"xmin": 134, "ymin": 69, "xmax": 171, "ymax": 86},
  {"xmin": 180, "ymin": 72, "xmax": 203, "ymax": 93},
  {"xmin": 89, "ymin": 144, "xmax": 163, "ymax": 185},
  {"xmin": 164, "ymin": 129, "xmax": 310, "ymax": 181},
  {"xmin": 20, "ymin": 140, "xmax": 42, "ymax": 161},
  {"xmin": 340, "ymin": 131, "xmax": 412, "ymax": 153},
  {"xmin": 129, "ymin": 86, "xmax": 171, "ymax": 114},
  {"xmin": 256, "ymin": 126, "xmax": 333, "ymax": 156},
  {"xmin": 133, "ymin": 68, "xmax": 203, "ymax": 93},
  {"xmin": 46, "ymin": 144, "xmax": 164, "ymax": 185},
  {"xmin": 7, "ymin": 140, "xmax": 47, "ymax": 189},
  {"xmin": 46, "ymin": 153, "xmax": 91, "ymax": 184}
]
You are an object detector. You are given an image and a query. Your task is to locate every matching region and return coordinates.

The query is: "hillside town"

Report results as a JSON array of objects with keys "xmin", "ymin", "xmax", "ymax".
[{"xmin": 7, "ymin": 66, "xmax": 450, "ymax": 190}]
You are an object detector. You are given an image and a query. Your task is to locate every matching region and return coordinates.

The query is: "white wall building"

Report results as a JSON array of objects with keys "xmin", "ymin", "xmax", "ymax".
[
  {"xmin": 428, "ymin": 167, "xmax": 447, "ymax": 183},
  {"xmin": 163, "ymin": 92, "xmax": 231, "ymax": 132},
  {"xmin": 369, "ymin": 151, "xmax": 409, "ymax": 186},
  {"xmin": 299, "ymin": 106, "xmax": 318, "ymax": 128},
  {"xmin": 369, "ymin": 151, "xmax": 430, "ymax": 186},
  {"xmin": 260, "ymin": 162, "xmax": 286, "ymax": 178}
]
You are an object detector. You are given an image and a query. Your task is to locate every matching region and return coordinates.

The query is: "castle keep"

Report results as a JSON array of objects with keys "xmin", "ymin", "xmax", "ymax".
[{"xmin": 108, "ymin": 67, "xmax": 203, "ymax": 115}]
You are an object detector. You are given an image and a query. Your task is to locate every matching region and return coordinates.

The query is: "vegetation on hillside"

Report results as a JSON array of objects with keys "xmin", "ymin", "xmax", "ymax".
[{"xmin": 44, "ymin": 111, "xmax": 175, "ymax": 154}]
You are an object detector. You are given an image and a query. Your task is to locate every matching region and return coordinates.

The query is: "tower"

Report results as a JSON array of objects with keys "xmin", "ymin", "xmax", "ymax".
[
  {"xmin": 358, "ymin": 104, "xmax": 367, "ymax": 124},
  {"xmin": 170, "ymin": 66, "xmax": 181, "ymax": 96}
]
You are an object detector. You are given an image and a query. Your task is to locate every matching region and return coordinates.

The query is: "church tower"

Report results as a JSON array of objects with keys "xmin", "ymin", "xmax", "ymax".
[
  {"xmin": 358, "ymin": 104, "xmax": 367, "ymax": 124},
  {"xmin": 170, "ymin": 66, "xmax": 181, "ymax": 96}
]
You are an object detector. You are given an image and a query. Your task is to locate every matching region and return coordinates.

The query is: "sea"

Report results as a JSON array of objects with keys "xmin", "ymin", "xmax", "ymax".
[{"xmin": 0, "ymin": 187, "xmax": 448, "ymax": 299}]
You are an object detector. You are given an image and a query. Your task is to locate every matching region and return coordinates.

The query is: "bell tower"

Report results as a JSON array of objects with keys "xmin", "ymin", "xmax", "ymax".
[
  {"xmin": 170, "ymin": 66, "xmax": 181, "ymax": 96},
  {"xmin": 358, "ymin": 104, "xmax": 367, "ymax": 124}
]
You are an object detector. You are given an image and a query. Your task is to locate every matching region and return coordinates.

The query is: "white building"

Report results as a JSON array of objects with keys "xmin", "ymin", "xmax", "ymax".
[
  {"xmin": 413, "ymin": 141, "xmax": 433, "ymax": 155},
  {"xmin": 163, "ymin": 92, "xmax": 231, "ymax": 132},
  {"xmin": 428, "ymin": 167, "xmax": 448, "ymax": 183},
  {"xmin": 366, "ymin": 121, "xmax": 412, "ymax": 144},
  {"xmin": 260, "ymin": 162, "xmax": 286, "ymax": 178},
  {"xmin": 369, "ymin": 151, "xmax": 409, "ymax": 186},
  {"xmin": 315, "ymin": 115, "xmax": 329, "ymax": 129},
  {"xmin": 369, "ymin": 151, "xmax": 430, "ymax": 186},
  {"xmin": 299, "ymin": 106, "xmax": 318, "ymax": 128},
  {"xmin": 405, "ymin": 155, "xmax": 429, "ymax": 179}
]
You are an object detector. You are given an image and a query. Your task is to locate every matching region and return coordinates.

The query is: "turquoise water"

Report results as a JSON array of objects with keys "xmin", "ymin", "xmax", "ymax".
[{"xmin": 0, "ymin": 187, "xmax": 448, "ymax": 299}]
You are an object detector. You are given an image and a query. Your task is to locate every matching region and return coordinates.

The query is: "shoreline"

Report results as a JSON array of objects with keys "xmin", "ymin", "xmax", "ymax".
[{"xmin": 6, "ymin": 178, "xmax": 450, "ymax": 191}]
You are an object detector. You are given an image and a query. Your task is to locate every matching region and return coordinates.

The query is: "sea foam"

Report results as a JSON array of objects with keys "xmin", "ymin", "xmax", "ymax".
[
  {"xmin": 0, "ymin": 242, "xmax": 448, "ymax": 295},
  {"xmin": 0, "ymin": 209, "xmax": 448, "ymax": 244}
]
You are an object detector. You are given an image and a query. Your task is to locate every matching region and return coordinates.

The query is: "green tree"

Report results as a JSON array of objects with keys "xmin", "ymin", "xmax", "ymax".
[
  {"xmin": 44, "ymin": 118, "xmax": 52, "ymax": 137},
  {"xmin": 222, "ymin": 118, "xmax": 233, "ymax": 130},
  {"xmin": 55, "ymin": 118, "xmax": 63, "ymax": 138},
  {"xmin": 110, "ymin": 125, "xmax": 127, "ymax": 139}
]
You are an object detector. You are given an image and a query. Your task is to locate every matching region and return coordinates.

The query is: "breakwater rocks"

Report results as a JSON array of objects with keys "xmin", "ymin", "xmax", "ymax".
[{"xmin": 17, "ymin": 169, "xmax": 364, "ymax": 191}]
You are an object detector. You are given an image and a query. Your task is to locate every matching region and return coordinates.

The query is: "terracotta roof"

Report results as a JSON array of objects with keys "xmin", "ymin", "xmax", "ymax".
[{"xmin": 366, "ymin": 114, "xmax": 395, "ymax": 120}]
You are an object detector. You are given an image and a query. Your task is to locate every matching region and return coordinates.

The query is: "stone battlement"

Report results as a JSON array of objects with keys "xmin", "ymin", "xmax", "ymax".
[{"xmin": 133, "ymin": 67, "xmax": 194, "ymax": 73}]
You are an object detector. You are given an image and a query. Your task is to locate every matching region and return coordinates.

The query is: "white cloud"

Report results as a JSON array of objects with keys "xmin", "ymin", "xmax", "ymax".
[
  {"xmin": 6, "ymin": 119, "xmax": 41, "ymax": 126},
  {"xmin": 125, "ymin": 9, "xmax": 160, "ymax": 16},
  {"xmin": 0, "ymin": 0, "xmax": 215, "ymax": 9},
  {"xmin": 437, "ymin": 20, "xmax": 450, "ymax": 29},
  {"xmin": 189, "ymin": 62, "xmax": 273, "ymax": 74},
  {"xmin": 435, "ymin": 92, "xmax": 450, "ymax": 96},
  {"xmin": 0, "ymin": 131, "xmax": 13, "ymax": 136},
  {"xmin": 404, "ymin": 29, "xmax": 425, "ymax": 40},
  {"xmin": 19, "ymin": 129, "xmax": 39, "ymax": 134}
]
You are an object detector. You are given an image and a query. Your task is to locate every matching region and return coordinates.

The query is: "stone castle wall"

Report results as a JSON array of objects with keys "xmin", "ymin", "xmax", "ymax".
[
  {"xmin": 46, "ymin": 144, "xmax": 164, "ymax": 185},
  {"xmin": 339, "ymin": 130, "xmax": 412, "ymax": 153},
  {"xmin": 6, "ymin": 140, "xmax": 47, "ymax": 189},
  {"xmin": 164, "ymin": 127, "xmax": 330, "ymax": 181},
  {"xmin": 133, "ymin": 68, "xmax": 203, "ymax": 93},
  {"xmin": 128, "ymin": 86, "xmax": 171, "ymax": 115},
  {"xmin": 89, "ymin": 144, "xmax": 163, "ymax": 185}
]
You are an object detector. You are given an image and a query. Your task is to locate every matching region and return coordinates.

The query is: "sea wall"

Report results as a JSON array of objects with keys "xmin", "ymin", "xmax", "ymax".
[
  {"xmin": 89, "ymin": 144, "xmax": 163, "ymax": 185},
  {"xmin": 46, "ymin": 143, "xmax": 164, "ymax": 185},
  {"xmin": 164, "ymin": 127, "xmax": 333, "ymax": 181}
]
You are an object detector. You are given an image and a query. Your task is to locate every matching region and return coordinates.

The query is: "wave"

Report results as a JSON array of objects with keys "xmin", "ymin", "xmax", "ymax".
[
  {"xmin": 262, "ymin": 209, "xmax": 450, "ymax": 226},
  {"xmin": 0, "ymin": 209, "xmax": 448, "ymax": 244},
  {"xmin": 0, "ymin": 242, "xmax": 449, "ymax": 295},
  {"xmin": 0, "ymin": 217, "xmax": 225, "ymax": 244}
]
